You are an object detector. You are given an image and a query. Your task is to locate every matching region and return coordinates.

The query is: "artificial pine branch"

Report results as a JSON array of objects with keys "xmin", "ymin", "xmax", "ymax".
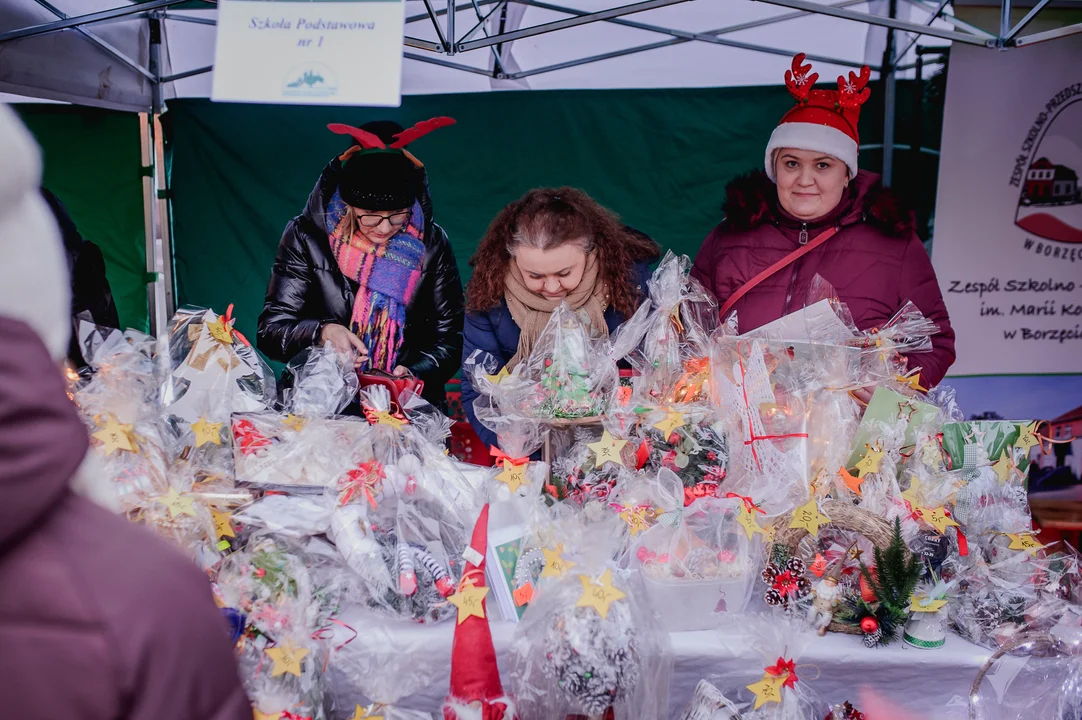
[{"xmin": 860, "ymin": 517, "xmax": 921, "ymax": 627}]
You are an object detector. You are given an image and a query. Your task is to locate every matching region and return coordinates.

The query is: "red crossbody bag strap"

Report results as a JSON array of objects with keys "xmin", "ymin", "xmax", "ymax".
[{"xmin": 718, "ymin": 226, "xmax": 840, "ymax": 320}]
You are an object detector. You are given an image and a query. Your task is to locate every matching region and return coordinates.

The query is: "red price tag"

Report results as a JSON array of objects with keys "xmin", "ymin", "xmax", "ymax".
[{"xmin": 513, "ymin": 583, "xmax": 534, "ymax": 607}]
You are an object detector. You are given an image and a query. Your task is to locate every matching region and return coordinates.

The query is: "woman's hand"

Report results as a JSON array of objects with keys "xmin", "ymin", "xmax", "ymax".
[
  {"xmin": 320, "ymin": 324, "xmax": 368, "ymax": 367},
  {"xmin": 392, "ymin": 366, "xmax": 411, "ymax": 377},
  {"xmin": 850, "ymin": 387, "xmax": 875, "ymax": 407}
]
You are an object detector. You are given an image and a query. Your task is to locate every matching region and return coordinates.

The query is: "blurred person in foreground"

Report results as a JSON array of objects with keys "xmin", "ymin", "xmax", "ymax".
[{"xmin": 0, "ymin": 104, "xmax": 251, "ymax": 720}]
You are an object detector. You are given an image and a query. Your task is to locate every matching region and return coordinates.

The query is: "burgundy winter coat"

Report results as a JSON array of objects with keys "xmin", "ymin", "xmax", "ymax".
[
  {"xmin": 691, "ymin": 170, "xmax": 956, "ymax": 387},
  {"xmin": 0, "ymin": 316, "xmax": 251, "ymax": 720}
]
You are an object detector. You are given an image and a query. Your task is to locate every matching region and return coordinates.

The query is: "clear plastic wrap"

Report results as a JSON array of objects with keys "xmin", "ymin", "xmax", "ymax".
[
  {"xmin": 161, "ymin": 305, "xmax": 276, "ymax": 425},
  {"xmin": 549, "ymin": 425, "xmax": 641, "ymax": 506},
  {"xmin": 683, "ymin": 616, "xmax": 826, "ymax": 720},
  {"xmin": 283, "ymin": 342, "xmax": 360, "ymax": 418},
  {"xmin": 473, "ymin": 402, "xmax": 549, "ymax": 501},
  {"xmin": 215, "ymin": 533, "xmax": 350, "ymax": 720},
  {"xmin": 509, "ymin": 515, "xmax": 671, "ymax": 720},
  {"xmin": 629, "ymin": 493, "xmax": 764, "ymax": 630},
  {"xmin": 231, "ymin": 411, "xmax": 368, "ymax": 489},
  {"xmin": 623, "ymin": 252, "xmax": 718, "ymax": 406},
  {"xmin": 637, "ymin": 406, "xmax": 729, "ymax": 505},
  {"xmin": 968, "ymin": 632, "xmax": 1079, "ymax": 719},
  {"xmin": 711, "ymin": 338, "xmax": 810, "ymax": 516}
]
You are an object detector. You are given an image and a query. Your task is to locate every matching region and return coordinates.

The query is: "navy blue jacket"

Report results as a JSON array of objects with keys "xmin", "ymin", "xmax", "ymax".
[{"xmin": 462, "ymin": 261, "xmax": 654, "ymax": 448}]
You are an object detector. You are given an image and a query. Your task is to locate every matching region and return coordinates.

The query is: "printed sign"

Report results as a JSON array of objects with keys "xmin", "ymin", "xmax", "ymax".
[
  {"xmin": 212, "ymin": 0, "xmax": 404, "ymax": 106},
  {"xmin": 932, "ymin": 38, "xmax": 1082, "ymax": 374}
]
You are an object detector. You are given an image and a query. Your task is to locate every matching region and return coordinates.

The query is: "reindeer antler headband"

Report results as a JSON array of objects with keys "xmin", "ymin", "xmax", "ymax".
[{"xmin": 328, "ymin": 116, "xmax": 456, "ymax": 167}]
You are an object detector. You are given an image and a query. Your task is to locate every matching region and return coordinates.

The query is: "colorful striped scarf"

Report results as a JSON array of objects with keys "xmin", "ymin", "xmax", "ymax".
[{"xmin": 326, "ymin": 191, "xmax": 426, "ymax": 372}]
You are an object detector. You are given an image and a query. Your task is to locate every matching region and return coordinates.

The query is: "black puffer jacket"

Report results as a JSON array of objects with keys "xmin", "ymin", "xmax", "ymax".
[{"xmin": 257, "ymin": 157, "xmax": 464, "ymax": 406}]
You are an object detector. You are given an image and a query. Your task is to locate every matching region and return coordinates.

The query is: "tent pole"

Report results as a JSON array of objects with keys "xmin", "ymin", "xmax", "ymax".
[
  {"xmin": 881, "ymin": 0, "xmax": 897, "ymax": 187},
  {"xmin": 144, "ymin": 16, "xmax": 170, "ymax": 344}
]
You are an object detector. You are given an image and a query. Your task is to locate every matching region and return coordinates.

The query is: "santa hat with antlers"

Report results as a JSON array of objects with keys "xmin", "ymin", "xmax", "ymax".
[
  {"xmin": 327, "ymin": 117, "xmax": 455, "ymax": 211},
  {"xmin": 443, "ymin": 504, "xmax": 517, "ymax": 720},
  {"xmin": 764, "ymin": 54, "xmax": 871, "ymax": 181}
]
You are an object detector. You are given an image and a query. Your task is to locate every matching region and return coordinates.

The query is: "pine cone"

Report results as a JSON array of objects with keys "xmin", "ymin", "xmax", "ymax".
[
  {"xmin": 765, "ymin": 588, "xmax": 783, "ymax": 606},
  {"xmin": 862, "ymin": 628, "xmax": 883, "ymax": 648},
  {"xmin": 762, "ymin": 563, "xmax": 780, "ymax": 583},
  {"xmin": 786, "ymin": 557, "xmax": 807, "ymax": 575}
]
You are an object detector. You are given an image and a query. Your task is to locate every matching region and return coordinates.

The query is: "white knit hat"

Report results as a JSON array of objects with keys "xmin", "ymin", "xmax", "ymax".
[{"xmin": 0, "ymin": 104, "xmax": 70, "ymax": 361}]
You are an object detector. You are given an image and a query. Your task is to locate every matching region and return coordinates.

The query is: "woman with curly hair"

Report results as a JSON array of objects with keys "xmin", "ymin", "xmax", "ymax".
[{"xmin": 461, "ymin": 187, "xmax": 660, "ymax": 447}]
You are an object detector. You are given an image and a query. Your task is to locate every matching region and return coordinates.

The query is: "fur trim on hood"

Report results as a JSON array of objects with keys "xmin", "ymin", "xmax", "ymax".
[{"xmin": 720, "ymin": 169, "xmax": 915, "ymax": 237}]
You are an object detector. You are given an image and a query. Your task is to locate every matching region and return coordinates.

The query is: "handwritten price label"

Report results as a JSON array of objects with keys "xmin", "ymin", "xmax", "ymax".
[
  {"xmin": 542, "ymin": 545, "xmax": 574, "ymax": 578},
  {"xmin": 1007, "ymin": 533, "xmax": 1044, "ymax": 556},
  {"xmin": 746, "ymin": 675, "xmax": 786, "ymax": 710},
  {"xmin": 513, "ymin": 583, "xmax": 534, "ymax": 607}
]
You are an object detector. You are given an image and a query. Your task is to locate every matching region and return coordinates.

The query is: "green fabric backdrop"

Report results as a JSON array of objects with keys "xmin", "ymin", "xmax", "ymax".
[
  {"xmin": 168, "ymin": 83, "xmax": 924, "ymax": 345},
  {"xmin": 17, "ymin": 105, "xmax": 148, "ymax": 332}
]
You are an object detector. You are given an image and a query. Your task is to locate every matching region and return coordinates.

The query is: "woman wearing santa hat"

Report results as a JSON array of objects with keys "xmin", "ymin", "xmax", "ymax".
[
  {"xmin": 258, "ymin": 118, "xmax": 464, "ymax": 408},
  {"xmin": 691, "ymin": 54, "xmax": 955, "ymax": 392}
]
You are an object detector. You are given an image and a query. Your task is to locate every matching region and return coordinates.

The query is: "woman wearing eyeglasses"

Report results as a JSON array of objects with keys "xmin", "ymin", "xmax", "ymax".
[{"xmin": 257, "ymin": 118, "xmax": 463, "ymax": 407}]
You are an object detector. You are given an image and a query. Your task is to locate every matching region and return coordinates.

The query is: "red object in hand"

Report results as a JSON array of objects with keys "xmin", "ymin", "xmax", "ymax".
[{"xmin": 357, "ymin": 368, "xmax": 424, "ymax": 408}]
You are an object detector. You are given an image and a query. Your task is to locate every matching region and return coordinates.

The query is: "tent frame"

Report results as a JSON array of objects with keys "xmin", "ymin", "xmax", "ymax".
[{"xmin": 3, "ymin": 0, "xmax": 1079, "ymax": 334}]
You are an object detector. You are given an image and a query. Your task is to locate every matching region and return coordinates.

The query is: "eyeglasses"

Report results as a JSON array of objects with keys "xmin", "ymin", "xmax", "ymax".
[{"xmin": 357, "ymin": 211, "xmax": 410, "ymax": 228}]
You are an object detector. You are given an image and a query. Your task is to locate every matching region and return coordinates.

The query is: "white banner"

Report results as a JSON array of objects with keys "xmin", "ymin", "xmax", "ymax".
[
  {"xmin": 932, "ymin": 38, "xmax": 1082, "ymax": 376},
  {"xmin": 211, "ymin": 0, "xmax": 404, "ymax": 106}
]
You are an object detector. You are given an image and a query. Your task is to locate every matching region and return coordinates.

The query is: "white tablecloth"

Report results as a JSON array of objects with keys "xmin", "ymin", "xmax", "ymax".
[{"xmin": 326, "ymin": 610, "xmax": 1025, "ymax": 718}]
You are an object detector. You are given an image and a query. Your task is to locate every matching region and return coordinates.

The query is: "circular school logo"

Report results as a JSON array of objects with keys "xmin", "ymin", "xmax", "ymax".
[
  {"xmin": 282, "ymin": 63, "xmax": 338, "ymax": 98},
  {"xmin": 1013, "ymin": 83, "xmax": 1082, "ymax": 247}
]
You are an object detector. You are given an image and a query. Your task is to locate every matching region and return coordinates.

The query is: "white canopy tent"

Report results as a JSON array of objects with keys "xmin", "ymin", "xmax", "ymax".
[{"xmin": 2, "ymin": 0, "xmax": 1077, "ymax": 333}]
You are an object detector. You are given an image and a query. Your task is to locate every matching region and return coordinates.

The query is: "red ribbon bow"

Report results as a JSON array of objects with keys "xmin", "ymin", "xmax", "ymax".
[
  {"xmin": 766, "ymin": 657, "xmax": 799, "ymax": 689},
  {"xmin": 280, "ymin": 713, "xmax": 313, "ymax": 720},
  {"xmin": 725, "ymin": 492, "xmax": 765, "ymax": 515},
  {"xmin": 339, "ymin": 461, "xmax": 385, "ymax": 508},
  {"xmin": 490, "ymin": 447, "xmax": 529, "ymax": 466},
  {"xmin": 222, "ymin": 304, "xmax": 251, "ymax": 346}
]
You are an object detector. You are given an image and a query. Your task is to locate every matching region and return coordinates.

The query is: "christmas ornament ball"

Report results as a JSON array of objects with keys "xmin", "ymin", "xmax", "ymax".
[{"xmin": 860, "ymin": 617, "xmax": 879, "ymax": 634}]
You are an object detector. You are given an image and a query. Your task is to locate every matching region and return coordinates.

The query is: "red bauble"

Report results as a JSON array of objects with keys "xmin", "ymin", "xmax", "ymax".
[
  {"xmin": 860, "ymin": 617, "xmax": 879, "ymax": 634},
  {"xmin": 859, "ymin": 568, "xmax": 878, "ymax": 602}
]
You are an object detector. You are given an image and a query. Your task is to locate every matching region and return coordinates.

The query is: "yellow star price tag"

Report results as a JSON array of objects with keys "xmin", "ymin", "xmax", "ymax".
[
  {"xmin": 373, "ymin": 411, "xmax": 405, "ymax": 430},
  {"xmin": 587, "ymin": 430, "xmax": 627, "ymax": 469},
  {"xmin": 281, "ymin": 414, "xmax": 308, "ymax": 432},
  {"xmin": 909, "ymin": 594, "xmax": 948, "ymax": 613},
  {"xmin": 901, "ymin": 476, "xmax": 923, "ymax": 508},
  {"xmin": 854, "ymin": 442, "xmax": 885, "ymax": 478},
  {"xmin": 265, "ymin": 641, "xmax": 309, "ymax": 678},
  {"xmin": 93, "ymin": 415, "xmax": 136, "ymax": 455},
  {"xmin": 1006, "ymin": 532, "xmax": 1045, "ymax": 557},
  {"xmin": 448, "ymin": 578, "xmax": 489, "ymax": 624},
  {"xmin": 576, "ymin": 569, "xmax": 626, "ymax": 619},
  {"xmin": 495, "ymin": 459, "xmax": 526, "ymax": 494},
  {"xmin": 154, "ymin": 487, "xmax": 198, "ymax": 519},
  {"xmin": 921, "ymin": 506, "xmax": 959, "ymax": 534},
  {"xmin": 253, "ymin": 709, "xmax": 281, "ymax": 720},
  {"xmin": 191, "ymin": 417, "xmax": 223, "ymax": 448},
  {"xmin": 896, "ymin": 373, "xmax": 926, "ymax": 392},
  {"xmin": 541, "ymin": 544, "xmax": 574, "ymax": 578},
  {"xmin": 789, "ymin": 499, "xmax": 828, "ymax": 537},
  {"xmin": 652, "ymin": 411, "xmax": 685, "ymax": 439},
  {"xmin": 211, "ymin": 509, "xmax": 236, "ymax": 539},
  {"xmin": 1015, "ymin": 421, "xmax": 1041, "ymax": 453},
  {"xmin": 619, "ymin": 505, "xmax": 652, "ymax": 537},
  {"xmin": 206, "ymin": 316, "xmax": 234, "ymax": 345},
  {"xmin": 762, "ymin": 522, "xmax": 777, "ymax": 543},
  {"xmin": 737, "ymin": 504, "xmax": 766, "ymax": 540},
  {"xmin": 350, "ymin": 705, "xmax": 384, "ymax": 720},
  {"xmin": 992, "ymin": 449, "xmax": 1019, "ymax": 484},
  {"xmin": 746, "ymin": 674, "xmax": 787, "ymax": 710},
  {"xmin": 485, "ymin": 366, "xmax": 511, "ymax": 385}
]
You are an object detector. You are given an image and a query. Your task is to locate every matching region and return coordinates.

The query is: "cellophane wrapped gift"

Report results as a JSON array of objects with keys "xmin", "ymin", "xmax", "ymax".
[
  {"xmin": 325, "ymin": 616, "xmax": 439, "ymax": 720},
  {"xmin": 215, "ymin": 533, "xmax": 350, "ymax": 720},
  {"xmin": 473, "ymin": 399, "xmax": 548, "ymax": 501},
  {"xmin": 549, "ymin": 425, "xmax": 641, "ymax": 506},
  {"xmin": 72, "ymin": 324, "xmax": 172, "ymax": 510},
  {"xmin": 283, "ymin": 342, "xmax": 360, "ymax": 417},
  {"xmin": 638, "ymin": 406, "xmax": 728, "ymax": 505},
  {"xmin": 711, "ymin": 337, "xmax": 810, "ymax": 516},
  {"xmin": 685, "ymin": 616, "xmax": 825, "ymax": 720},
  {"xmin": 967, "ymin": 633, "xmax": 1081, "ymax": 719},
  {"xmin": 630, "ymin": 492, "xmax": 764, "ymax": 630},
  {"xmin": 605, "ymin": 467, "xmax": 685, "ymax": 552},
  {"xmin": 624, "ymin": 252, "xmax": 718, "ymax": 406},
  {"xmin": 161, "ymin": 305, "xmax": 275, "ymax": 423},
  {"xmin": 509, "ymin": 514, "xmax": 671, "ymax": 720},
  {"xmin": 850, "ymin": 300, "xmax": 940, "ymax": 387},
  {"xmin": 329, "ymin": 392, "xmax": 481, "ymax": 624}
]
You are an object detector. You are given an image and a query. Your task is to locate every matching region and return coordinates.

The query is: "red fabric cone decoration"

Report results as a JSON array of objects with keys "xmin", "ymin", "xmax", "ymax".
[
  {"xmin": 764, "ymin": 53, "xmax": 871, "ymax": 181},
  {"xmin": 443, "ymin": 505, "xmax": 517, "ymax": 720}
]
